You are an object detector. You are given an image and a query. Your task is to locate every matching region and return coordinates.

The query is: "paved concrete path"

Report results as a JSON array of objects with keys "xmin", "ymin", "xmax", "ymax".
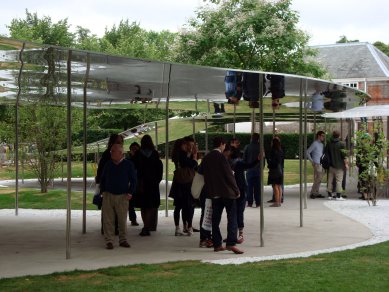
[{"xmin": 0, "ymin": 183, "xmax": 375, "ymax": 279}]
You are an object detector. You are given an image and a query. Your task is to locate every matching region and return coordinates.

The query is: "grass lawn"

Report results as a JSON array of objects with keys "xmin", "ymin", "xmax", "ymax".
[
  {"xmin": 0, "ymin": 159, "xmax": 314, "ymax": 183},
  {"xmin": 0, "ymin": 159, "xmax": 314, "ymax": 210},
  {"xmin": 0, "ymin": 241, "xmax": 388, "ymax": 290}
]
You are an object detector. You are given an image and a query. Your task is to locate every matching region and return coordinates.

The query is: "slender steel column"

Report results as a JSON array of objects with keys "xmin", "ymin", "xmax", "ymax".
[
  {"xmin": 192, "ymin": 117, "xmax": 196, "ymax": 139},
  {"xmin": 251, "ymin": 107, "xmax": 255, "ymax": 134},
  {"xmin": 303, "ymin": 80, "xmax": 308, "ymax": 209},
  {"xmin": 66, "ymin": 50, "xmax": 73, "ymax": 259},
  {"xmin": 15, "ymin": 42, "xmax": 25, "ymax": 216},
  {"xmin": 299, "ymin": 79, "xmax": 303, "ymax": 227},
  {"xmin": 195, "ymin": 94, "xmax": 198, "ymax": 113},
  {"xmin": 154, "ymin": 122, "xmax": 158, "ymax": 148},
  {"xmin": 205, "ymin": 116, "xmax": 209, "ymax": 153},
  {"xmin": 82, "ymin": 53, "xmax": 90, "ymax": 234},
  {"xmin": 164, "ymin": 64, "xmax": 172, "ymax": 217},
  {"xmin": 259, "ymin": 74, "xmax": 264, "ymax": 247},
  {"xmin": 233, "ymin": 104, "xmax": 236, "ymax": 138},
  {"xmin": 313, "ymin": 112, "xmax": 317, "ymax": 134}
]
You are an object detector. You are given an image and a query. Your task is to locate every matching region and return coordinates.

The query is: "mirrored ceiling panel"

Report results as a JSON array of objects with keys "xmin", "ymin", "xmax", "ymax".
[{"xmin": 0, "ymin": 37, "xmax": 370, "ymax": 114}]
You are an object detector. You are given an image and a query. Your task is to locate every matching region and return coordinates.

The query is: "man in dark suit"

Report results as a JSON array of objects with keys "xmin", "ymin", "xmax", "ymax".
[{"xmin": 200, "ymin": 137, "xmax": 243, "ymax": 254}]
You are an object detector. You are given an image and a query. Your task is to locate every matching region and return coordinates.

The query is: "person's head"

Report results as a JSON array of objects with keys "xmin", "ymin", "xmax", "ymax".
[
  {"xmin": 230, "ymin": 138, "xmax": 240, "ymax": 149},
  {"xmin": 183, "ymin": 136, "xmax": 195, "ymax": 153},
  {"xmin": 271, "ymin": 137, "xmax": 281, "ymax": 151},
  {"xmin": 251, "ymin": 133, "xmax": 259, "ymax": 143},
  {"xmin": 107, "ymin": 134, "xmax": 124, "ymax": 150},
  {"xmin": 316, "ymin": 131, "xmax": 325, "ymax": 141},
  {"xmin": 110, "ymin": 143, "xmax": 124, "ymax": 163},
  {"xmin": 129, "ymin": 142, "xmax": 140, "ymax": 156},
  {"xmin": 140, "ymin": 134, "xmax": 155, "ymax": 150},
  {"xmin": 332, "ymin": 130, "xmax": 340, "ymax": 139},
  {"xmin": 212, "ymin": 136, "xmax": 226, "ymax": 151}
]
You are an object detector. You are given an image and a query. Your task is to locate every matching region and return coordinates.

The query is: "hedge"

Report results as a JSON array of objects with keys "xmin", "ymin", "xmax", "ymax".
[{"xmin": 158, "ymin": 132, "xmax": 315, "ymax": 160}]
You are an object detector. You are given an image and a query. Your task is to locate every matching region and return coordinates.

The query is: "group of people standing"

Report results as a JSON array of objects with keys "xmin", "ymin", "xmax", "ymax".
[
  {"xmin": 169, "ymin": 134, "xmax": 285, "ymax": 254},
  {"xmin": 307, "ymin": 130, "xmax": 349, "ymax": 201},
  {"xmin": 95, "ymin": 134, "xmax": 162, "ymax": 250},
  {"xmin": 95, "ymin": 132, "xmax": 286, "ymax": 253}
]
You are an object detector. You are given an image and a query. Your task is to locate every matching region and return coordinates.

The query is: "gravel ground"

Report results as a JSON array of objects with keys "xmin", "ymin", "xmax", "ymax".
[{"xmin": 204, "ymin": 199, "xmax": 389, "ymax": 265}]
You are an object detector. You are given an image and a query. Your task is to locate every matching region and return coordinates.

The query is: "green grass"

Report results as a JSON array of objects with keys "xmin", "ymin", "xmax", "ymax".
[
  {"xmin": 0, "ymin": 241, "xmax": 388, "ymax": 290},
  {"xmin": 0, "ymin": 188, "xmax": 174, "ymax": 210},
  {"xmin": 1, "ymin": 159, "xmax": 314, "ymax": 183},
  {"xmin": 0, "ymin": 159, "xmax": 313, "ymax": 209}
]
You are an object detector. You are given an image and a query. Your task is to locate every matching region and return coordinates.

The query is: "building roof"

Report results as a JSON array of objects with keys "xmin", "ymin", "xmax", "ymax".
[{"xmin": 312, "ymin": 42, "xmax": 389, "ymax": 79}]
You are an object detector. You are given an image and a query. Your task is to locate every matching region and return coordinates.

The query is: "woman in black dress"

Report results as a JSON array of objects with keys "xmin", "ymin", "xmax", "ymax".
[{"xmin": 267, "ymin": 138, "xmax": 284, "ymax": 207}]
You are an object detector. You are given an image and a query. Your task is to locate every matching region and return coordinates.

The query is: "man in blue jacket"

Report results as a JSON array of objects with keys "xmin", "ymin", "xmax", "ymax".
[{"xmin": 100, "ymin": 143, "xmax": 137, "ymax": 249}]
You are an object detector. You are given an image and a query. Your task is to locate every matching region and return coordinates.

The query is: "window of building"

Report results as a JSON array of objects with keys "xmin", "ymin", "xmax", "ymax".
[{"xmin": 342, "ymin": 82, "xmax": 358, "ymax": 88}]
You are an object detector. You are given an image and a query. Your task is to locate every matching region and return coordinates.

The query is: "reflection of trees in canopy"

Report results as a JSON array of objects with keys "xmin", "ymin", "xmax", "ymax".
[{"xmin": 18, "ymin": 47, "xmax": 79, "ymax": 193}]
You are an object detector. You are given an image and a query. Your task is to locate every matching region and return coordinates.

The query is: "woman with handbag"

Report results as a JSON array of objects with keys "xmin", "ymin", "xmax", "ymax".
[
  {"xmin": 267, "ymin": 137, "xmax": 284, "ymax": 207},
  {"xmin": 171, "ymin": 136, "xmax": 198, "ymax": 236}
]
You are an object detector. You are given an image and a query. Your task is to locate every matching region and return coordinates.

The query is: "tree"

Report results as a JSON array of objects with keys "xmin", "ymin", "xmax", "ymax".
[
  {"xmin": 7, "ymin": 9, "xmax": 75, "ymax": 47},
  {"xmin": 353, "ymin": 122, "xmax": 388, "ymax": 206},
  {"xmin": 175, "ymin": 0, "xmax": 325, "ymax": 77},
  {"xmin": 100, "ymin": 20, "xmax": 177, "ymax": 61},
  {"xmin": 74, "ymin": 26, "xmax": 101, "ymax": 51},
  {"xmin": 373, "ymin": 41, "xmax": 389, "ymax": 57},
  {"xmin": 336, "ymin": 35, "xmax": 359, "ymax": 43}
]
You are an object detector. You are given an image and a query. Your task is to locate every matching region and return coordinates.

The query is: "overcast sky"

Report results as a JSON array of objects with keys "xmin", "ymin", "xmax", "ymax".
[{"xmin": 0, "ymin": 0, "xmax": 388, "ymax": 46}]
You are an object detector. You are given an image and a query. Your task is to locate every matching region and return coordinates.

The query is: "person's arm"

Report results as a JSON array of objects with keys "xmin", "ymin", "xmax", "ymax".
[
  {"xmin": 306, "ymin": 142, "xmax": 315, "ymax": 162},
  {"xmin": 127, "ymin": 161, "xmax": 137, "ymax": 195}
]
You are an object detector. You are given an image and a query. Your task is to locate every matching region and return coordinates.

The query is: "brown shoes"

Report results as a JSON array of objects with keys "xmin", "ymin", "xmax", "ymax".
[
  {"xmin": 214, "ymin": 246, "xmax": 226, "ymax": 252},
  {"xmin": 119, "ymin": 241, "xmax": 130, "ymax": 248},
  {"xmin": 106, "ymin": 242, "xmax": 114, "ymax": 250},
  {"xmin": 214, "ymin": 245, "xmax": 244, "ymax": 254},
  {"xmin": 226, "ymin": 245, "xmax": 244, "ymax": 254}
]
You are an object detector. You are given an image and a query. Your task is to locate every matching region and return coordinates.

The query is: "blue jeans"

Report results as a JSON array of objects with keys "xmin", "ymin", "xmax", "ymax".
[
  {"xmin": 212, "ymin": 198, "xmax": 238, "ymax": 247},
  {"xmin": 246, "ymin": 171, "xmax": 260, "ymax": 205}
]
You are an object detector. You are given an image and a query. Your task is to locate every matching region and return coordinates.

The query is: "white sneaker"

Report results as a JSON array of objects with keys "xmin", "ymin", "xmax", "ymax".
[
  {"xmin": 327, "ymin": 196, "xmax": 333, "ymax": 200},
  {"xmin": 337, "ymin": 196, "xmax": 346, "ymax": 201}
]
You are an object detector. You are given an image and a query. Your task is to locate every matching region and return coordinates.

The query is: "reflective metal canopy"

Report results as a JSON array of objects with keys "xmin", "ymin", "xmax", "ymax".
[{"xmin": 0, "ymin": 37, "xmax": 370, "ymax": 113}]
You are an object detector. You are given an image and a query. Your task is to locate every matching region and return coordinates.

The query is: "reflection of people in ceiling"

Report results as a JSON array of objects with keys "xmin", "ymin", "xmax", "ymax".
[
  {"xmin": 310, "ymin": 92, "xmax": 324, "ymax": 112},
  {"xmin": 323, "ymin": 98, "xmax": 347, "ymax": 112},
  {"xmin": 242, "ymin": 72, "xmax": 266, "ymax": 108},
  {"xmin": 266, "ymin": 74, "xmax": 285, "ymax": 110},
  {"xmin": 322, "ymin": 85, "xmax": 347, "ymax": 112},
  {"xmin": 224, "ymin": 70, "xmax": 242, "ymax": 104}
]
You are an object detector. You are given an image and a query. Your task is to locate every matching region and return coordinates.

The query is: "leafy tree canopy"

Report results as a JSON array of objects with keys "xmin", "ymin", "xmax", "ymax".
[
  {"xmin": 373, "ymin": 41, "xmax": 389, "ymax": 57},
  {"xmin": 7, "ymin": 9, "xmax": 74, "ymax": 47},
  {"xmin": 100, "ymin": 19, "xmax": 177, "ymax": 61},
  {"xmin": 336, "ymin": 35, "xmax": 359, "ymax": 43},
  {"xmin": 175, "ymin": 0, "xmax": 325, "ymax": 77}
]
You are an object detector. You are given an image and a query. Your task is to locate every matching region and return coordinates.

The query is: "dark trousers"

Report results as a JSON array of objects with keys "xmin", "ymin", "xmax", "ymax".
[
  {"xmin": 237, "ymin": 189, "xmax": 246, "ymax": 229},
  {"xmin": 141, "ymin": 208, "xmax": 158, "ymax": 231},
  {"xmin": 246, "ymin": 174, "xmax": 260, "ymax": 205},
  {"xmin": 212, "ymin": 197, "xmax": 238, "ymax": 248},
  {"xmin": 128, "ymin": 204, "xmax": 137, "ymax": 222}
]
